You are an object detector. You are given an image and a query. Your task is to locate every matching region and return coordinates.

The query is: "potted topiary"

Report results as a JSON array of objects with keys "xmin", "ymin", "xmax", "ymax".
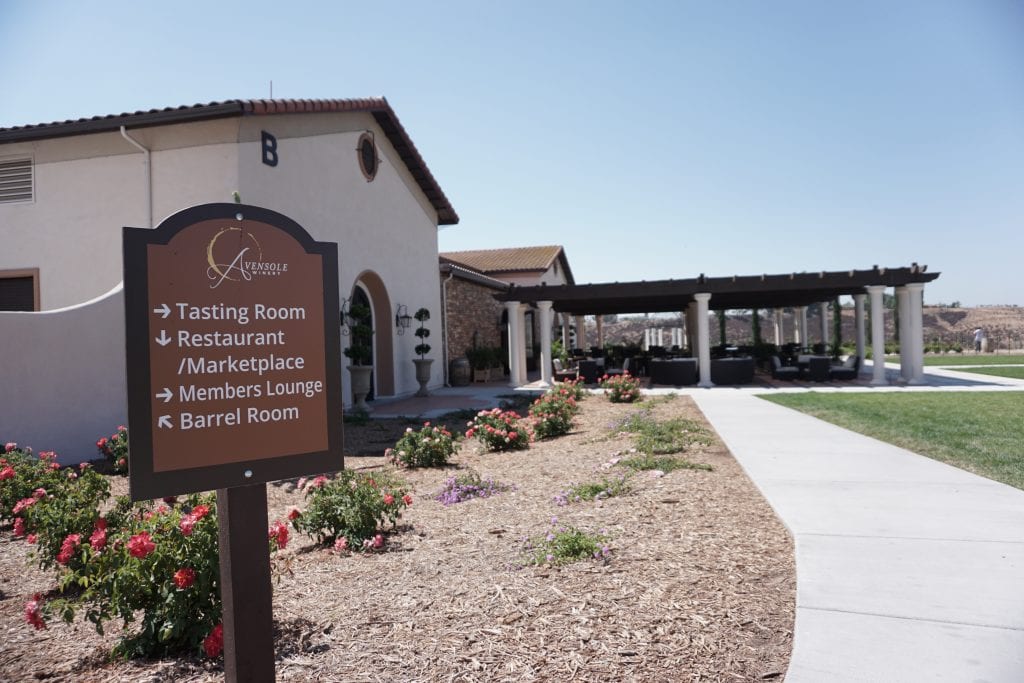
[
  {"xmin": 412, "ymin": 307, "xmax": 432, "ymax": 397},
  {"xmin": 344, "ymin": 303, "xmax": 374, "ymax": 412}
]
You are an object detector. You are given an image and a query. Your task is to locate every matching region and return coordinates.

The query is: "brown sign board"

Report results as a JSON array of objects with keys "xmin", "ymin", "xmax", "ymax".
[{"xmin": 124, "ymin": 203, "xmax": 343, "ymax": 501}]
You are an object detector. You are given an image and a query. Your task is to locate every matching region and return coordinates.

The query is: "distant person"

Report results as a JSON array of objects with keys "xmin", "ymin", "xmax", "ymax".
[{"xmin": 973, "ymin": 328, "xmax": 985, "ymax": 353}]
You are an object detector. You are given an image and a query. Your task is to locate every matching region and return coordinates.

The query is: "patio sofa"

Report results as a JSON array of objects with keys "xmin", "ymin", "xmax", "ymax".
[
  {"xmin": 649, "ymin": 358, "xmax": 698, "ymax": 386},
  {"xmin": 710, "ymin": 357, "xmax": 755, "ymax": 385}
]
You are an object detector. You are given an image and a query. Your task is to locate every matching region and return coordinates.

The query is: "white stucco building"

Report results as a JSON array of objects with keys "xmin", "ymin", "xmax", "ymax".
[{"xmin": 0, "ymin": 98, "xmax": 458, "ymax": 462}]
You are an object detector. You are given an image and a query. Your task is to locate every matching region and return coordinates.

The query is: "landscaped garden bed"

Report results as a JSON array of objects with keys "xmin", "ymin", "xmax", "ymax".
[{"xmin": 0, "ymin": 393, "xmax": 794, "ymax": 681}]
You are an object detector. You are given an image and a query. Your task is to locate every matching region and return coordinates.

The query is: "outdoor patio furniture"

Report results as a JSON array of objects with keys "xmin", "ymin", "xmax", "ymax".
[
  {"xmin": 649, "ymin": 358, "xmax": 697, "ymax": 386},
  {"xmin": 552, "ymin": 358, "xmax": 578, "ymax": 382},
  {"xmin": 771, "ymin": 355, "xmax": 800, "ymax": 381},
  {"xmin": 577, "ymin": 360, "xmax": 602, "ymax": 384},
  {"xmin": 829, "ymin": 355, "xmax": 860, "ymax": 381},
  {"xmin": 710, "ymin": 357, "xmax": 755, "ymax": 385},
  {"xmin": 806, "ymin": 356, "xmax": 831, "ymax": 382},
  {"xmin": 603, "ymin": 357, "xmax": 631, "ymax": 378}
]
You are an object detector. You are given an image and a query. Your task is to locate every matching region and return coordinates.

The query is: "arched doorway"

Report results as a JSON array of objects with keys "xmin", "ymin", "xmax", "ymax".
[{"xmin": 350, "ymin": 270, "xmax": 395, "ymax": 397}]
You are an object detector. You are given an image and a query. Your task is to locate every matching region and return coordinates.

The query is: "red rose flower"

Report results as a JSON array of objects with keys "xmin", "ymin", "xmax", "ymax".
[
  {"xmin": 402, "ymin": 494, "xmax": 413, "ymax": 506},
  {"xmin": 268, "ymin": 521, "xmax": 289, "ymax": 550},
  {"xmin": 383, "ymin": 493, "xmax": 395, "ymax": 506},
  {"xmin": 24, "ymin": 593, "xmax": 45, "ymax": 630},
  {"xmin": 288, "ymin": 508, "xmax": 301, "ymax": 521},
  {"xmin": 0, "ymin": 465, "xmax": 14, "ymax": 480},
  {"xmin": 173, "ymin": 567, "xmax": 196, "ymax": 590},
  {"xmin": 57, "ymin": 533, "xmax": 82, "ymax": 565},
  {"xmin": 203, "ymin": 623, "xmax": 224, "ymax": 658},
  {"xmin": 127, "ymin": 532, "xmax": 155, "ymax": 559}
]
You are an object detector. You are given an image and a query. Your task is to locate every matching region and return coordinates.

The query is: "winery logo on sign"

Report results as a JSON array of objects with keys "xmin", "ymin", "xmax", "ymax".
[{"xmin": 206, "ymin": 226, "xmax": 289, "ymax": 289}]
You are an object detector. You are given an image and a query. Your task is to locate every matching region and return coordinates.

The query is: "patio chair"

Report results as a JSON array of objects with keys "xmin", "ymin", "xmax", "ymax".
[
  {"xmin": 577, "ymin": 360, "xmax": 602, "ymax": 385},
  {"xmin": 829, "ymin": 355, "xmax": 860, "ymax": 381},
  {"xmin": 604, "ymin": 357, "xmax": 630, "ymax": 377},
  {"xmin": 771, "ymin": 355, "xmax": 800, "ymax": 381},
  {"xmin": 806, "ymin": 356, "xmax": 831, "ymax": 382},
  {"xmin": 552, "ymin": 358, "xmax": 578, "ymax": 382}
]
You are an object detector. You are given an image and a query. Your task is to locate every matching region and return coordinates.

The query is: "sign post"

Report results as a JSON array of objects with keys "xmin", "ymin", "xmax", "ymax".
[{"xmin": 123, "ymin": 203, "xmax": 343, "ymax": 681}]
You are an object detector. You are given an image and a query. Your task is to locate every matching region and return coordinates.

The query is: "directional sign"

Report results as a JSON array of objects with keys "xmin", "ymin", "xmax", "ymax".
[{"xmin": 123, "ymin": 203, "xmax": 343, "ymax": 501}]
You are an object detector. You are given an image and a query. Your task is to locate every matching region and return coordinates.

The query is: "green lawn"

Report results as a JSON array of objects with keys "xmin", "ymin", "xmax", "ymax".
[
  {"xmin": 759, "ymin": 392, "xmax": 1024, "ymax": 490},
  {"xmin": 948, "ymin": 366, "xmax": 1024, "ymax": 380},
  {"xmin": 885, "ymin": 354, "xmax": 1024, "ymax": 366}
]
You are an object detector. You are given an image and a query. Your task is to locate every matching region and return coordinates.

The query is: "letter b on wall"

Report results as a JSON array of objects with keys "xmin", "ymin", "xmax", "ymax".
[{"xmin": 261, "ymin": 131, "xmax": 278, "ymax": 167}]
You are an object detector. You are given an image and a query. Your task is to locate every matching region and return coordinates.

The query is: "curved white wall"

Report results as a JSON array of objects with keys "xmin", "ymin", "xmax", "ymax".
[{"xmin": 0, "ymin": 283, "xmax": 126, "ymax": 463}]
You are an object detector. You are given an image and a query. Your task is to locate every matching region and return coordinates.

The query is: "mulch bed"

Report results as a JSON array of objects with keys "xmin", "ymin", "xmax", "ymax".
[{"xmin": 0, "ymin": 394, "xmax": 794, "ymax": 681}]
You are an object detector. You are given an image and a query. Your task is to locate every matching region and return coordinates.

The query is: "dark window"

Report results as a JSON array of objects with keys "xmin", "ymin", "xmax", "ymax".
[{"xmin": 0, "ymin": 275, "xmax": 36, "ymax": 311}]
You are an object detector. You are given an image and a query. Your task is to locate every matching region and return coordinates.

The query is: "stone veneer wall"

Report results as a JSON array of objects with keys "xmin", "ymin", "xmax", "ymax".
[{"xmin": 444, "ymin": 276, "xmax": 506, "ymax": 363}]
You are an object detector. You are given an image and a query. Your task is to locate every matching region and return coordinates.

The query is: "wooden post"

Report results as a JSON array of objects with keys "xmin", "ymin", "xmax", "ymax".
[{"xmin": 218, "ymin": 484, "xmax": 275, "ymax": 682}]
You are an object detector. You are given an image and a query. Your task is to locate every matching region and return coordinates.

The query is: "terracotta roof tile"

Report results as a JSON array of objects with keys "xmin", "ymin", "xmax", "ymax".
[
  {"xmin": 440, "ymin": 246, "xmax": 564, "ymax": 275},
  {"xmin": 0, "ymin": 98, "xmax": 458, "ymax": 225}
]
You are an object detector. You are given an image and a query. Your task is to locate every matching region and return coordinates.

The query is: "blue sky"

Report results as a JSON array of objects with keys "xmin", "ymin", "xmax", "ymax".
[{"xmin": 2, "ymin": 0, "xmax": 1021, "ymax": 306}]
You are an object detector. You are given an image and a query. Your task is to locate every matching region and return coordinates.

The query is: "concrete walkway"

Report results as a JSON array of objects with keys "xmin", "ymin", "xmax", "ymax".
[{"xmin": 691, "ymin": 388, "xmax": 1024, "ymax": 682}]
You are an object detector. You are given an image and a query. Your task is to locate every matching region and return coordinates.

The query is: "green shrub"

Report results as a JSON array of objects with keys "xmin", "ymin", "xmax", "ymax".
[
  {"xmin": 22, "ymin": 465, "xmax": 111, "ymax": 573},
  {"xmin": 614, "ymin": 412, "xmax": 712, "ymax": 454},
  {"xmin": 96, "ymin": 426, "xmax": 129, "ymax": 474},
  {"xmin": 554, "ymin": 474, "xmax": 631, "ymax": 505},
  {"xmin": 522, "ymin": 520, "xmax": 611, "ymax": 567},
  {"xmin": 36, "ymin": 493, "xmax": 223, "ymax": 659},
  {"xmin": 529, "ymin": 392, "xmax": 578, "ymax": 439},
  {"xmin": 601, "ymin": 373, "xmax": 642, "ymax": 403},
  {"xmin": 619, "ymin": 453, "xmax": 713, "ymax": 473},
  {"xmin": 291, "ymin": 471, "xmax": 411, "ymax": 549},
  {"xmin": 387, "ymin": 422, "xmax": 457, "ymax": 468},
  {"xmin": 465, "ymin": 408, "xmax": 532, "ymax": 451},
  {"xmin": 1, "ymin": 446, "xmax": 66, "ymax": 526}
]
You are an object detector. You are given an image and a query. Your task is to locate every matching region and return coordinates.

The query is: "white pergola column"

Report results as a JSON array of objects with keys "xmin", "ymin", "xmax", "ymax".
[
  {"xmin": 537, "ymin": 301, "xmax": 553, "ymax": 387},
  {"xmin": 896, "ymin": 287, "xmax": 911, "ymax": 380},
  {"xmin": 694, "ymin": 293, "xmax": 713, "ymax": 387},
  {"xmin": 854, "ymin": 294, "xmax": 866, "ymax": 370},
  {"xmin": 774, "ymin": 308, "xmax": 783, "ymax": 346},
  {"xmin": 820, "ymin": 301, "xmax": 830, "ymax": 349},
  {"xmin": 506, "ymin": 301, "xmax": 522, "ymax": 388},
  {"xmin": 798, "ymin": 307, "xmax": 809, "ymax": 347},
  {"xmin": 596, "ymin": 315, "xmax": 604, "ymax": 348},
  {"xmin": 867, "ymin": 285, "xmax": 887, "ymax": 385},
  {"xmin": 680, "ymin": 312, "xmax": 688, "ymax": 349},
  {"xmin": 575, "ymin": 315, "xmax": 586, "ymax": 351},
  {"xmin": 906, "ymin": 283, "xmax": 926, "ymax": 384},
  {"xmin": 516, "ymin": 304, "xmax": 529, "ymax": 385}
]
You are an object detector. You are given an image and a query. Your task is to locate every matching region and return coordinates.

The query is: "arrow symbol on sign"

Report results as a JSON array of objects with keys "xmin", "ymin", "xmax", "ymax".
[
  {"xmin": 157, "ymin": 415, "xmax": 173, "ymax": 429},
  {"xmin": 155, "ymin": 330, "xmax": 171, "ymax": 346},
  {"xmin": 153, "ymin": 303, "xmax": 171, "ymax": 319},
  {"xmin": 155, "ymin": 388, "xmax": 173, "ymax": 403}
]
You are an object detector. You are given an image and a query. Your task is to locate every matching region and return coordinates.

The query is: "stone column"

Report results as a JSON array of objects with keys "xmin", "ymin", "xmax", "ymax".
[
  {"xmin": 820, "ymin": 302, "xmax": 830, "ymax": 349},
  {"xmin": 561, "ymin": 313, "xmax": 570, "ymax": 349},
  {"xmin": 680, "ymin": 312, "xmax": 688, "ymax": 350},
  {"xmin": 854, "ymin": 294, "xmax": 866, "ymax": 370},
  {"xmin": 896, "ymin": 286, "xmax": 911, "ymax": 380},
  {"xmin": 506, "ymin": 301, "xmax": 522, "ymax": 388},
  {"xmin": 906, "ymin": 283, "xmax": 926, "ymax": 384},
  {"xmin": 537, "ymin": 301, "xmax": 553, "ymax": 387},
  {"xmin": 867, "ymin": 285, "xmax": 887, "ymax": 385},
  {"xmin": 695, "ymin": 293, "xmax": 713, "ymax": 387},
  {"xmin": 575, "ymin": 315, "xmax": 586, "ymax": 351},
  {"xmin": 596, "ymin": 315, "xmax": 604, "ymax": 348},
  {"xmin": 774, "ymin": 308, "xmax": 783, "ymax": 346}
]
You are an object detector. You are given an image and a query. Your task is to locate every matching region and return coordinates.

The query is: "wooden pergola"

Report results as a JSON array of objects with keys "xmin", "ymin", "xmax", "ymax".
[{"xmin": 495, "ymin": 264, "xmax": 940, "ymax": 388}]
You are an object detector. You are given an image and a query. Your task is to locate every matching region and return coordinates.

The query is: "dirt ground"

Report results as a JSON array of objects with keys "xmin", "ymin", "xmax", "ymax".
[{"xmin": 0, "ymin": 395, "xmax": 794, "ymax": 682}]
